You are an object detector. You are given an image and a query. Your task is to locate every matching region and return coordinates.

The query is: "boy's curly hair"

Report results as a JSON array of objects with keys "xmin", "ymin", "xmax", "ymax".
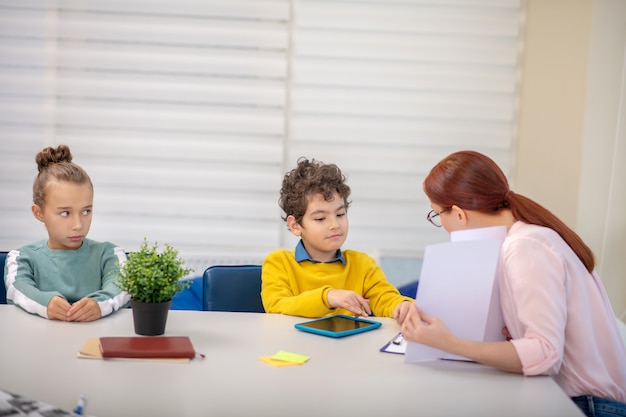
[{"xmin": 279, "ymin": 157, "xmax": 351, "ymax": 224}]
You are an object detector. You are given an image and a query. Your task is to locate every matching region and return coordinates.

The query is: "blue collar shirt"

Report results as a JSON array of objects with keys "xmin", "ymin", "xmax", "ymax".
[{"xmin": 294, "ymin": 240, "xmax": 346, "ymax": 265}]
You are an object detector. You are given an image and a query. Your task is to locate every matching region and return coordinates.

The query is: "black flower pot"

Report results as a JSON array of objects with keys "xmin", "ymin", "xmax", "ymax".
[{"xmin": 130, "ymin": 299, "xmax": 172, "ymax": 336}]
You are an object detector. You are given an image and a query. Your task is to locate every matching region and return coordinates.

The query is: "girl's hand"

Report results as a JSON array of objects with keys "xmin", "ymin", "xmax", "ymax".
[
  {"xmin": 66, "ymin": 298, "xmax": 102, "ymax": 322},
  {"xmin": 327, "ymin": 289, "xmax": 371, "ymax": 317},
  {"xmin": 47, "ymin": 295, "xmax": 71, "ymax": 321}
]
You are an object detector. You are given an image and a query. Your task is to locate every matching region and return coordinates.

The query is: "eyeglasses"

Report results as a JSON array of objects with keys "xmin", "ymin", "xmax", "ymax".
[{"xmin": 426, "ymin": 208, "xmax": 450, "ymax": 227}]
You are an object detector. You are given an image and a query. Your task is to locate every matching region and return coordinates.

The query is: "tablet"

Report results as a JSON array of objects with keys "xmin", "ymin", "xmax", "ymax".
[{"xmin": 294, "ymin": 314, "xmax": 382, "ymax": 338}]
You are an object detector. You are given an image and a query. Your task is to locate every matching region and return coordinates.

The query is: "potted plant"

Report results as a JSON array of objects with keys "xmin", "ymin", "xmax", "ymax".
[{"xmin": 117, "ymin": 239, "xmax": 192, "ymax": 336}]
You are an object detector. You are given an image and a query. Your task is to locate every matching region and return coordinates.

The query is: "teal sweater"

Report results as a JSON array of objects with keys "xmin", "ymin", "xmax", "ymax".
[{"xmin": 4, "ymin": 239, "xmax": 130, "ymax": 318}]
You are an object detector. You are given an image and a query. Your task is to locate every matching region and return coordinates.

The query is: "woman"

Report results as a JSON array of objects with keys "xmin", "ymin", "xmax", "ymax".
[{"xmin": 402, "ymin": 150, "xmax": 626, "ymax": 417}]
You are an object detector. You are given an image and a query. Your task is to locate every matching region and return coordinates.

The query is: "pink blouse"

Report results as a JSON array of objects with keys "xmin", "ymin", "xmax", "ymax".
[{"xmin": 499, "ymin": 222, "xmax": 626, "ymax": 401}]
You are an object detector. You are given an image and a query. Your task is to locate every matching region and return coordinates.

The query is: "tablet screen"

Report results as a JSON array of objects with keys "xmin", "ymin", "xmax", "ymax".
[{"xmin": 297, "ymin": 316, "xmax": 377, "ymax": 332}]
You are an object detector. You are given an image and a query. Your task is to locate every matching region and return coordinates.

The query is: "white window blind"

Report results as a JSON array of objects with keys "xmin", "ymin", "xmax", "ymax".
[
  {"xmin": 285, "ymin": 0, "xmax": 523, "ymax": 258},
  {"xmin": 0, "ymin": 0, "xmax": 291, "ymax": 267},
  {"xmin": 0, "ymin": 0, "xmax": 524, "ymax": 273}
]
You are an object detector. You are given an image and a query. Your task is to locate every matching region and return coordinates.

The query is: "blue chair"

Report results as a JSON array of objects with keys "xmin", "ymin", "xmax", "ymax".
[
  {"xmin": 397, "ymin": 280, "xmax": 419, "ymax": 298},
  {"xmin": 171, "ymin": 275, "xmax": 204, "ymax": 311},
  {"xmin": 203, "ymin": 265, "xmax": 264, "ymax": 313},
  {"xmin": 1, "ymin": 252, "xmax": 8, "ymax": 304}
]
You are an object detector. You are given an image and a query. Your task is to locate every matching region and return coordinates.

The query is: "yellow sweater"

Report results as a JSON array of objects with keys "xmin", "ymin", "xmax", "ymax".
[{"xmin": 261, "ymin": 249, "xmax": 413, "ymax": 318}]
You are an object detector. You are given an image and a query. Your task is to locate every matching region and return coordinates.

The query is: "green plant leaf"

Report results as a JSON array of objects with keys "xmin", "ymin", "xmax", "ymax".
[{"xmin": 116, "ymin": 238, "xmax": 192, "ymax": 303}]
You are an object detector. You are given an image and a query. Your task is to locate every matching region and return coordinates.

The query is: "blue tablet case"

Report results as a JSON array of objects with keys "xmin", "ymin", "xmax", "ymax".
[{"xmin": 294, "ymin": 314, "xmax": 382, "ymax": 338}]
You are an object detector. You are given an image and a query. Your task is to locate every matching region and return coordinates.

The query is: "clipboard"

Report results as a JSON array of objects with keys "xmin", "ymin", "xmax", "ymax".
[{"xmin": 380, "ymin": 332, "xmax": 406, "ymax": 354}]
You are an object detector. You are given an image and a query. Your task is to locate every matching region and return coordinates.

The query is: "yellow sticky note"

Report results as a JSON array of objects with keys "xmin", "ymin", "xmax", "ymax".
[
  {"xmin": 271, "ymin": 351, "xmax": 310, "ymax": 364},
  {"xmin": 258, "ymin": 356, "xmax": 303, "ymax": 367}
]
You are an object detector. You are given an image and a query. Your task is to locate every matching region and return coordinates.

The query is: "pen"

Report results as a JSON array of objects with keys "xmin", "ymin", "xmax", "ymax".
[
  {"xmin": 73, "ymin": 394, "xmax": 86, "ymax": 415},
  {"xmin": 392, "ymin": 333, "xmax": 404, "ymax": 345}
]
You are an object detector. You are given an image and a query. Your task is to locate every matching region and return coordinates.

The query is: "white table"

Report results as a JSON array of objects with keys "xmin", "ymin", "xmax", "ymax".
[{"xmin": 0, "ymin": 305, "xmax": 583, "ymax": 417}]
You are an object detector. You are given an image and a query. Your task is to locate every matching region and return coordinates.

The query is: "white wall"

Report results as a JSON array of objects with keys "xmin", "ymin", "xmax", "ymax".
[
  {"xmin": 578, "ymin": 0, "xmax": 626, "ymax": 319},
  {"xmin": 516, "ymin": 0, "xmax": 626, "ymax": 317}
]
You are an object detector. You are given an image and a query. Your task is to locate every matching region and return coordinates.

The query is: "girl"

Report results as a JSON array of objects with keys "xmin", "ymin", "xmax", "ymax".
[
  {"xmin": 4, "ymin": 144, "xmax": 129, "ymax": 321},
  {"xmin": 402, "ymin": 150, "xmax": 626, "ymax": 417}
]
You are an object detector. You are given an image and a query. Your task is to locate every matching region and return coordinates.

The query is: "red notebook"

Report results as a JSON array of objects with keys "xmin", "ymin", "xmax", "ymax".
[{"xmin": 99, "ymin": 336, "xmax": 196, "ymax": 359}]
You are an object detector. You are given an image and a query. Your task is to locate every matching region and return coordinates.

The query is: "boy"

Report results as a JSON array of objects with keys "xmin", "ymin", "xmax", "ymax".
[{"xmin": 261, "ymin": 157, "xmax": 413, "ymax": 324}]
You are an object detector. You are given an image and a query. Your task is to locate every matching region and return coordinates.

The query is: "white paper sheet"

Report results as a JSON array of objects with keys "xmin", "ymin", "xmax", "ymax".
[
  {"xmin": 404, "ymin": 226, "xmax": 507, "ymax": 363},
  {"xmin": 450, "ymin": 225, "xmax": 508, "ymax": 243}
]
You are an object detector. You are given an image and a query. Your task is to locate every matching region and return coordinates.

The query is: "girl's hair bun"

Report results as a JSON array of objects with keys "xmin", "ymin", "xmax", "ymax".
[{"xmin": 35, "ymin": 144, "xmax": 73, "ymax": 173}]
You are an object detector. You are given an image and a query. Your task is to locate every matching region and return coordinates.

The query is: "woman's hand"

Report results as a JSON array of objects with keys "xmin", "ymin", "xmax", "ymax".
[
  {"xmin": 401, "ymin": 303, "xmax": 454, "ymax": 350},
  {"xmin": 327, "ymin": 289, "xmax": 371, "ymax": 317},
  {"xmin": 502, "ymin": 326, "xmax": 513, "ymax": 341},
  {"xmin": 401, "ymin": 303, "xmax": 523, "ymax": 373}
]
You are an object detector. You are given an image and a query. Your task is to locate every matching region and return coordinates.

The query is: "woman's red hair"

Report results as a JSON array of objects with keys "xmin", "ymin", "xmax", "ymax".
[{"xmin": 423, "ymin": 150, "xmax": 595, "ymax": 272}]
